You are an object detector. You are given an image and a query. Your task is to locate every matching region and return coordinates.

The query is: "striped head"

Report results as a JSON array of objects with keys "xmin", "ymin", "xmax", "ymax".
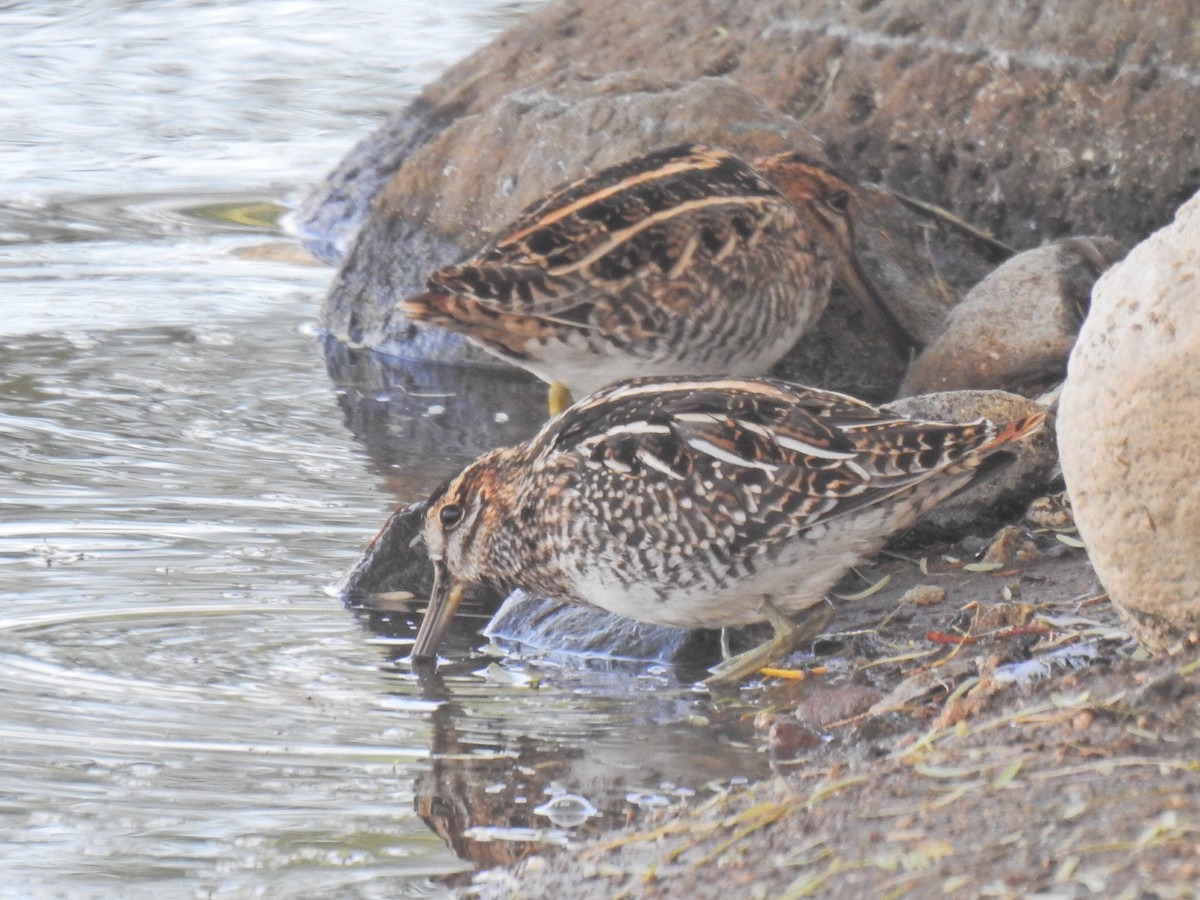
[
  {"xmin": 753, "ymin": 152, "xmax": 920, "ymax": 352},
  {"xmin": 410, "ymin": 448, "xmax": 525, "ymax": 662},
  {"xmin": 753, "ymin": 153, "xmax": 861, "ymax": 256}
]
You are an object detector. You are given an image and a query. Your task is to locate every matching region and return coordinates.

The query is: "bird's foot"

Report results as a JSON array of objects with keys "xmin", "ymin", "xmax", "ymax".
[
  {"xmin": 704, "ymin": 601, "xmax": 834, "ymax": 687},
  {"xmin": 547, "ymin": 381, "xmax": 574, "ymax": 417}
]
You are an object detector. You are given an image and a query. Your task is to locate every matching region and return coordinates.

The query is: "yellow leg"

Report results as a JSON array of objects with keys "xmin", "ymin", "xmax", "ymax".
[
  {"xmin": 548, "ymin": 381, "xmax": 574, "ymax": 417},
  {"xmin": 704, "ymin": 601, "xmax": 834, "ymax": 687}
]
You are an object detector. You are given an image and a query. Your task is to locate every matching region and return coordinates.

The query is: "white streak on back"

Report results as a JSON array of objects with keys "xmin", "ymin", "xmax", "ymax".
[
  {"xmin": 686, "ymin": 436, "xmax": 778, "ymax": 474},
  {"xmin": 774, "ymin": 434, "xmax": 855, "ymax": 460}
]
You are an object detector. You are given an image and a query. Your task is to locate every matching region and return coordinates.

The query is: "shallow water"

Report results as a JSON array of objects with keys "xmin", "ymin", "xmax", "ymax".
[{"xmin": 1, "ymin": 3, "xmax": 771, "ymax": 897}]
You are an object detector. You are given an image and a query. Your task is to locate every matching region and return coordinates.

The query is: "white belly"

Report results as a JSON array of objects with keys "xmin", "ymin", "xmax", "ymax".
[{"xmin": 559, "ymin": 480, "xmax": 964, "ymax": 629}]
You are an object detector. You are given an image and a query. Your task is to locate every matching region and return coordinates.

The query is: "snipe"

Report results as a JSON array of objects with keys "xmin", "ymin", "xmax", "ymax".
[
  {"xmin": 409, "ymin": 376, "xmax": 1044, "ymax": 685},
  {"xmin": 402, "ymin": 144, "xmax": 918, "ymax": 413}
]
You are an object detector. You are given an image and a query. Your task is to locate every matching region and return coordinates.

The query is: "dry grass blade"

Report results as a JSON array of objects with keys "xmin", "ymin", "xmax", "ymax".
[
  {"xmin": 580, "ymin": 818, "xmax": 722, "ymax": 859},
  {"xmin": 834, "ymin": 574, "xmax": 892, "ymax": 601},
  {"xmin": 686, "ymin": 801, "xmax": 793, "ymax": 868}
]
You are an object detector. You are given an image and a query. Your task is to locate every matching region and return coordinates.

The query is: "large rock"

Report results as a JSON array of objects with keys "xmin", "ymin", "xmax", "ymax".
[
  {"xmin": 296, "ymin": 0, "xmax": 1199, "ymax": 258},
  {"xmin": 294, "ymin": 0, "xmax": 1200, "ymax": 378},
  {"xmin": 1058, "ymin": 189, "xmax": 1200, "ymax": 653}
]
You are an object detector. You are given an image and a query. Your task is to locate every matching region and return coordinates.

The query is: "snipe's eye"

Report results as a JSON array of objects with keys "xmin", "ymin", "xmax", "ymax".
[
  {"xmin": 439, "ymin": 503, "xmax": 464, "ymax": 528},
  {"xmin": 826, "ymin": 190, "xmax": 851, "ymax": 213}
]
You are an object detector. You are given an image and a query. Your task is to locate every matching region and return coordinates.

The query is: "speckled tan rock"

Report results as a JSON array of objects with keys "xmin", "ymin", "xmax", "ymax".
[
  {"xmin": 1058, "ymin": 190, "xmax": 1200, "ymax": 653},
  {"xmin": 900, "ymin": 238, "xmax": 1127, "ymax": 398}
]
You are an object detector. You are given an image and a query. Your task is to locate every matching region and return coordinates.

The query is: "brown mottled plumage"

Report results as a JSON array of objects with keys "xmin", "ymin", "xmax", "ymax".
[
  {"xmin": 410, "ymin": 376, "xmax": 1044, "ymax": 684},
  {"xmin": 402, "ymin": 144, "xmax": 916, "ymax": 406}
]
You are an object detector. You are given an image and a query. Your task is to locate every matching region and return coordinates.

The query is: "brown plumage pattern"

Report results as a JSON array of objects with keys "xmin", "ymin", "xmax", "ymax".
[
  {"xmin": 402, "ymin": 144, "xmax": 916, "ymax": 401},
  {"xmin": 410, "ymin": 376, "xmax": 1044, "ymax": 684}
]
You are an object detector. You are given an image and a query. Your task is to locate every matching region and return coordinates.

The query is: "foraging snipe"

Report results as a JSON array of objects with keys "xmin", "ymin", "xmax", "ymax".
[
  {"xmin": 409, "ymin": 376, "xmax": 1044, "ymax": 685},
  {"xmin": 402, "ymin": 144, "xmax": 917, "ymax": 412}
]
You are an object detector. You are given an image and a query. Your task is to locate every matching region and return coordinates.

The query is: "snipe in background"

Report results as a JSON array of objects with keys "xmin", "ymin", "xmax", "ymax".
[{"xmin": 402, "ymin": 144, "xmax": 918, "ymax": 413}]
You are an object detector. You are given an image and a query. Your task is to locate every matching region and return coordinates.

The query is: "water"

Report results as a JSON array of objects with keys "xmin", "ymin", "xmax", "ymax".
[{"xmin": 0, "ymin": 3, "xmax": 770, "ymax": 897}]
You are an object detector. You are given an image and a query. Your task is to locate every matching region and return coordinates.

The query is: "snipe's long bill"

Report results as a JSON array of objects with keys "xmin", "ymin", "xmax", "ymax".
[{"xmin": 408, "ymin": 376, "xmax": 1044, "ymax": 686}]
